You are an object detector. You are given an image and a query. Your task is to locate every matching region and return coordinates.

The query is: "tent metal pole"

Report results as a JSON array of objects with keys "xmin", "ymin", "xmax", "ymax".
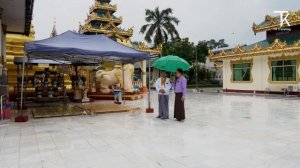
[
  {"xmin": 146, "ymin": 59, "xmax": 154, "ymax": 113},
  {"xmin": 20, "ymin": 56, "xmax": 26, "ymax": 116},
  {"xmin": 195, "ymin": 46, "xmax": 198, "ymax": 91},
  {"xmin": 122, "ymin": 63, "xmax": 125, "ymax": 105}
]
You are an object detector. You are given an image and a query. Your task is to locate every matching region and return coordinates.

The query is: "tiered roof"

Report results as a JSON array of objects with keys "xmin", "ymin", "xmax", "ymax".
[
  {"xmin": 210, "ymin": 9, "xmax": 300, "ymax": 61},
  {"xmin": 253, "ymin": 9, "xmax": 300, "ymax": 34},
  {"xmin": 79, "ymin": 0, "xmax": 133, "ymax": 40},
  {"xmin": 210, "ymin": 37, "xmax": 300, "ymax": 61}
]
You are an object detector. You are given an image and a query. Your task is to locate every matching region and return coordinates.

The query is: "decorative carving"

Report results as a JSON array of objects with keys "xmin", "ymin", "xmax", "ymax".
[
  {"xmin": 137, "ymin": 43, "xmax": 161, "ymax": 55},
  {"xmin": 86, "ymin": 12, "xmax": 122, "ymax": 24},
  {"xmin": 220, "ymin": 50, "xmax": 227, "ymax": 56},
  {"xmin": 127, "ymin": 26, "xmax": 134, "ymax": 34},
  {"xmin": 268, "ymin": 39, "xmax": 287, "ymax": 50},
  {"xmin": 251, "ymin": 44, "xmax": 262, "ymax": 52},
  {"xmin": 138, "ymin": 43, "xmax": 149, "ymax": 50},
  {"xmin": 90, "ymin": 1, "xmax": 117, "ymax": 13},
  {"xmin": 81, "ymin": 23, "xmax": 133, "ymax": 37},
  {"xmin": 209, "ymin": 38, "xmax": 300, "ymax": 61},
  {"xmin": 233, "ymin": 45, "xmax": 245, "ymax": 54}
]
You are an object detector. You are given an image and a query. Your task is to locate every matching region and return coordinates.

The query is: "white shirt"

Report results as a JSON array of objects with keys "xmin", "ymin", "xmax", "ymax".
[{"xmin": 155, "ymin": 77, "xmax": 171, "ymax": 95}]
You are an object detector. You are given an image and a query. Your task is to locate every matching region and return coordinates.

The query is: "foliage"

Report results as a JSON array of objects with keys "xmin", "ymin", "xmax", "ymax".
[
  {"xmin": 196, "ymin": 41, "xmax": 209, "ymax": 63},
  {"xmin": 205, "ymin": 39, "xmax": 229, "ymax": 50},
  {"xmin": 140, "ymin": 7, "xmax": 180, "ymax": 47},
  {"xmin": 188, "ymin": 65, "xmax": 217, "ymax": 84},
  {"xmin": 162, "ymin": 38, "xmax": 228, "ymax": 64},
  {"xmin": 162, "ymin": 38, "xmax": 194, "ymax": 63}
]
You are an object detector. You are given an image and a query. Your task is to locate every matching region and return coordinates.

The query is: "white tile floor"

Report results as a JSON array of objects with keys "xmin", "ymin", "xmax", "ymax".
[{"xmin": 1, "ymin": 91, "xmax": 300, "ymax": 168}]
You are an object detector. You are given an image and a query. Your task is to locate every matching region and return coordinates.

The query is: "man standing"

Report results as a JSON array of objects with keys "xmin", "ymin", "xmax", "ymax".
[
  {"xmin": 155, "ymin": 70, "xmax": 172, "ymax": 119},
  {"xmin": 172, "ymin": 68, "xmax": 187, "ymax": 122}
]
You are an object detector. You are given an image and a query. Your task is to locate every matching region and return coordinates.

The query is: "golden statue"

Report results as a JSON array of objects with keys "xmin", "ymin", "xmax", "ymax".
[{"xmin": 96, "ymin": 64, "xmax": 135, "ymax": 93}]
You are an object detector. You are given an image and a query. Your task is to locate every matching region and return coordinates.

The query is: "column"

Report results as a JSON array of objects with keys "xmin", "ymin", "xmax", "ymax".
[{"xmin": 141, "ymin": 60, "xmax": 148, "ymax": 92}]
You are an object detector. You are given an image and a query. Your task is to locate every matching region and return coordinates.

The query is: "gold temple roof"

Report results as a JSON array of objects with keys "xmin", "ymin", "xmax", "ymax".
[
  {"xmin": 80, "ymin": 23, "xmax": 133, "ymax": 38},
  {"xmin": 137, "ymin": 43, "xmax": 162, "ymax": 55},
  {"xmin": 85, "ymin": 13, "xmax": 122, "ymax": 25},
  {"xmin": 89, "ymin": 1, "xmax": 117, "ymax": 13},
  {"xmin": 209, "ymin": 39, "xmax": 300, "ymax": 61},
  {"xmin": 80, "ymin": 0, "xmax": 132, "ymax": 40},
  {"xmin": 253, "ymin": 9, "xmax": 300, "ymax": 34},
  {"xmin": 80, "ymin": 0, "xmax": 161, "ymax": 55}
]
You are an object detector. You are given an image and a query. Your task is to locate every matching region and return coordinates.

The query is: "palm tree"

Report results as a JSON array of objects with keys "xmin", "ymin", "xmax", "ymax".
[{"xmin": 140, "ymin": 7, "xmax": 180, "ymax": 46}]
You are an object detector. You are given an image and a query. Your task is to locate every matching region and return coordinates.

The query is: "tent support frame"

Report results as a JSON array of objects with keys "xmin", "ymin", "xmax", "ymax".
[
  {"xmin": 20, "ymin": 56, "xmax": 26, "ymax": 114},
  {"xmin": 122, "ymin": 63, "xmax": 126, "ymax": 105},
  {"xmin": 16, "ymin": 56, "xmax": 28, "ymax": 122},
  {"xmin": 146, "ymin": 59, "xmax": 154, "ymax": 113}
]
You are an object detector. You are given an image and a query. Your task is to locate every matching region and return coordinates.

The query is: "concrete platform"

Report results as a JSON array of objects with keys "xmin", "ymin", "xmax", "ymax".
[
  {"xmin": 88, "ymin": 92, "xmax": 144, "ymax": 101},
  {"xmin": 2, "ymin": 91, "xmax": 300, "ymax": 168},
  {"xmin": 29, "ymin": 101, "xmax": 141, "ymax": 118},
  {"xmin": 75, "ymin": 102, "xmax": 141, "ymax": 115}
]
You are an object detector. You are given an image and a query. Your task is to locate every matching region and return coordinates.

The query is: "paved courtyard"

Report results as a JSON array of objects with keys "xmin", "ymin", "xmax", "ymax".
[{"xmin": 0, "ymin": 91, "xmax": 300, "ymax": 168}]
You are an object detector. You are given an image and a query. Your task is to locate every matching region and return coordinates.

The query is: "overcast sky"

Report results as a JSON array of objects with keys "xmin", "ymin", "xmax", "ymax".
[{"xmin": 32, "ymin": 0, "xmax": 300, "ymax": 47}]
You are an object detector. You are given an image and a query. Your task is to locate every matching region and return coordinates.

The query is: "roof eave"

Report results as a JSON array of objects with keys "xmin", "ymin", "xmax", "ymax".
[{"xmin": 24, "ymin": 0, "xmax": 34, "ymax": 35}]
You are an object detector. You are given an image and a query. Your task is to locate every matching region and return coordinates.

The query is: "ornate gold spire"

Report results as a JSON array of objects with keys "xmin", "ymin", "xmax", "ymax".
[
  {"xmin": 79, "ymin": 0, "xmax": 133, "ymax": 40},
  {"xmin": 89, "ymin": 1, "xmax": 117, "ymax": 13},
  {"xmin": 50, "ymin": 18, "xmax": 58, "ymax": 37}
]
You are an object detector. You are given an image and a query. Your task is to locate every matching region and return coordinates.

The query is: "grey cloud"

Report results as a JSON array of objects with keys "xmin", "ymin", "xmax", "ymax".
[{"xmin": 32, "ymin": 0, "xmax": 300, "ymax": 47}]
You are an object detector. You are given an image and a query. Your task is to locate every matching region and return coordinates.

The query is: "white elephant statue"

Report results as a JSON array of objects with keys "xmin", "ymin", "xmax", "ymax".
[{"xmin": 96, "ymin": 64, "xmax": 134, "ymax": 94}]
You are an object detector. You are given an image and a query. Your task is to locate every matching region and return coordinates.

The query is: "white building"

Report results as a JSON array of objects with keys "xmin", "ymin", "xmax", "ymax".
[{"xmin": 210, "ymin": 10, "xmax": 300, "ymax": 95}]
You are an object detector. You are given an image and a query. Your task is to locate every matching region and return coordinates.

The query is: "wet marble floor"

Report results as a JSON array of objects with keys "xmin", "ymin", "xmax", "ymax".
[{"xmin": 0, "ymin": 91, "xmax": 299, "ymax": 168}]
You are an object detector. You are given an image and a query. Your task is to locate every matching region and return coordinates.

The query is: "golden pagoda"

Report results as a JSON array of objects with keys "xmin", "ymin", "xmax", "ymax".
[
  {"xmin": 79, "ymin": 0, "xmax": 133, "ymax": 46},
  {"xmin": 79, "ymin": 0, "xmax": 161, "ymax": 54}
]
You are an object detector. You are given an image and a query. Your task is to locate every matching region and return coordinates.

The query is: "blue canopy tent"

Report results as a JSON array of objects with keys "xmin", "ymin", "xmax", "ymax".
[
  {"xmin": 24, "ymin": 31, "xmax": 150, "ymax": 64},
  {"xmin": 16, "ymin": 31, "xmax": 154, "ymax": 120}
]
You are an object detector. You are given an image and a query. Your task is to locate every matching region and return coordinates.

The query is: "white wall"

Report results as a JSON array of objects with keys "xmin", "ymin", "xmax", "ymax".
[{"xmin": 223, "ymin": 53, "xmax": 300, "ymax": 92}]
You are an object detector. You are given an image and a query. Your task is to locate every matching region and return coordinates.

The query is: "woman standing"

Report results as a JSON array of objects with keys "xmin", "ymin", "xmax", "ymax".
[{"xmin": 172, "ymin": 68, "xmax": 187, "ymax": 122}]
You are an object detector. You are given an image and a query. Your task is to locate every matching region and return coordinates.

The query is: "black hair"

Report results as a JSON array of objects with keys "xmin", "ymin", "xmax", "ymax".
[{"xmin": 177, "ymin": 68, "xmax": 183, "ymax": 74}]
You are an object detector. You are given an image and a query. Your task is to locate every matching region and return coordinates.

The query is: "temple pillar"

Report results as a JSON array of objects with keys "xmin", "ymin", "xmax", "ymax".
[{"xmin": 141, "ymin": 60, "xmax": 148, "ymax": 93}]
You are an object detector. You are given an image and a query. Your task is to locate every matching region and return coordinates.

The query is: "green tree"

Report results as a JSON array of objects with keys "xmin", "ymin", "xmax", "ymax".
[
  {"xmin": 162, "ymin": 38, "xmax": 194, "ymax": 63},
  {"xmin": 196, "ymin": 41, "xmax": 209, "ymax": 63},
  {"xmin": 140, "ymin": 7, "xmax": 180, "ymax": 47},
  {"xmin": 195, "ymin": 39, "xmax": 228, "ymax": 63},
  {"xmin": 206, "ymin": 39, "xmax": 229, "ymax": 50}
]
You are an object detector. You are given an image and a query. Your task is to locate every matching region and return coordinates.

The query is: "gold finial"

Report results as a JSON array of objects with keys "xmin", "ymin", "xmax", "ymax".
[{"xmin": 50, "ymin": 17, "xmax": 58, "ymax": 37}]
